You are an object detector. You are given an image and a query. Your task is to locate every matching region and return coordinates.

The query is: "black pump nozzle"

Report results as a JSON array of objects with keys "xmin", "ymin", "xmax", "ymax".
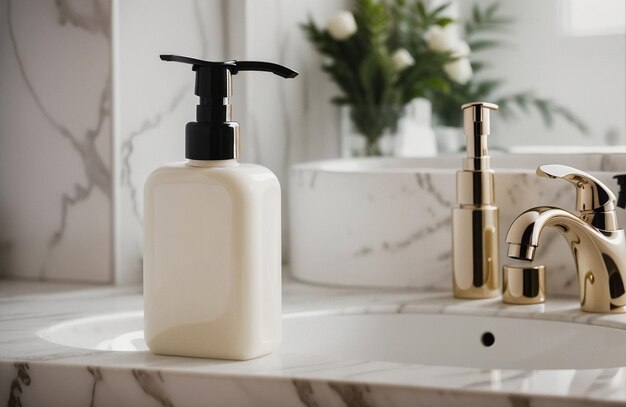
[
  {"xmin": 160, "ymin": 55, "xmax": 298, "ymax": 78},
  {"xmin": 614, "ymin": 174, "xmax": 626, "ymax": 209},
  {"xmin": 160, "ymin": 54, "xmax": 298, "ymax": 160}
]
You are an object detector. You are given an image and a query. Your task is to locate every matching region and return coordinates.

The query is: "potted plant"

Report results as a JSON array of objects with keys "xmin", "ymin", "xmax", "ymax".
[
  {"xmin": 303, "ymin": 0, "xmax": 455, "ymax": 156},
  {"xmin": 303, "ymin": 0, "xmax": 587, "ymax": 156}
]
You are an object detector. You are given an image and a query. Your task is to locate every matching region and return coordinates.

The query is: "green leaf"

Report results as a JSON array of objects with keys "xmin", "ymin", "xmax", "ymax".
[
  {"xmin": 436, "ymin": 17, "xmax": 454, "ymax": 27},
  {"xmin": 513, "ymin": 93, "xmax": 530, "ymax": 113},
  {"xmin": 535, "ymin": 99, "xmax": 554, "ymax": 127},
  {"xmin": 331, "ymin": 96, "xmax": 351, "ymax": 105},
  {"xmin": 416, "ymin": 2, "xmax": 428, "ymax": 21},
  {"xmin": 424, "ymin": 76, "xmax": 451, "ymax": 93},
  {"xmin": 467, "ymin": 39, "xmax": 500, "ymax": 51},
  {"xmin": 472, "ymin": 4, "xmax": 482, "ymax": 25},
  {"xmin": 494, "ymin": 93, "xmax": 589, "ymax": 135},
  {"xmin": 486, "ymin": 2, "xmax": 499, "ymax": 17},
  {"xmin": 471, "ymin": 61, "xmax": 488, "ymax": 72},
  {"xmin": 475, "ymin": 79, "xmax": 502, "ymax": 96},
  {"xmin": 430, "ymin": 3, "xmax": 451, "ymax": 17}
]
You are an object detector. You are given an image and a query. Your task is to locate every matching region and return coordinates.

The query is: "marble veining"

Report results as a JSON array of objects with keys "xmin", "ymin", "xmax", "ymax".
[
  {"xmin": 119, "ymin": 85, "xmax": 187, "ymax": 224},
  {"xmin": 3, "ymin": 279, "xmax": 626, "ymax": 405},
  {"xmin": 354, "ymin": 216, "xmax": 452, "ymax": 257},
  {"xmin": 132, "ymin": 369, "xmax": 173, "ymax": 407},
  {"xmin": 415, "ymin": 173, "xmax": 454, "ymax": 208},
  {"xmin": 88, "ymin": 366, "xmax": 103, "ymax": 407},
  {"xmin": 119, "ymin": 0, "xmax": 209, "ymax": 226},
  {"xmin": 2, "ymin": 0, "xmax": 113, "ymax": 282},
  {"xmin": 7, "ymin": 363, "xmax": 30, "ymax": 407},
  {"xmin": 56, "ymin": 0, "xmax": 111, "ymax": 37}
]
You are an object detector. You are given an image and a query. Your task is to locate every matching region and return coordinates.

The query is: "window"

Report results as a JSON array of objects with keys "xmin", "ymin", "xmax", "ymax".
[{"xmin": 560, "ymin": 0, "xmax": 626, "ymax": 37}]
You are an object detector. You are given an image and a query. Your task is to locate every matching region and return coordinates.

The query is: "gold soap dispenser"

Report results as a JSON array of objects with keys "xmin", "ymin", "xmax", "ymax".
[{"xmin": 452, "ymin": 102, "xmax": 500, "ymax": 298}]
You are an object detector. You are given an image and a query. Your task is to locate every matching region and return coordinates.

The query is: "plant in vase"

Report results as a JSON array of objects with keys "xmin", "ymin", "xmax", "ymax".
[
  {"xmin": 302, "ymin": 0, "xmax": 458, "ymax": 156},
  {"xmin": 304, "ymin": 1, "xmax": 588, "ymax": 156},
  {"xmin": 429, "ymin": 3, "xmax": 588, "ymax": 148}
]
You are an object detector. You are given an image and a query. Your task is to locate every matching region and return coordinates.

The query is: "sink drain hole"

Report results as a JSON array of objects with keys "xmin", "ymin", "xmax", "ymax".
[{"xmin": 481, "ymin": 332, "xmax": 495, "ymax": 347}]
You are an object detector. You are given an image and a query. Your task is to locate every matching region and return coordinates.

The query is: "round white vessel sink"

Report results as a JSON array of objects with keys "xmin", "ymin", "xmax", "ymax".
[
  {"xmin": 39, "ymin": 311, "xmax": 626, "ymax": 370},
  {"xmin": 289, "ymin": 153, "xmax": 626, "ymax": 294}
]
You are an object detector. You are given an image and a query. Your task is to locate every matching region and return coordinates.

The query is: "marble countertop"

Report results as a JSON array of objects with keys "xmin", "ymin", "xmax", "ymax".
[{"xmin": 2, "ymin": 277, "xmax": 626, "ymax": 406}]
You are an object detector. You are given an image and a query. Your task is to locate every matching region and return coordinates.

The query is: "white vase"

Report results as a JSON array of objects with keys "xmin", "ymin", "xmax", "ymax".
[
  {"xmin": 339, "ymin": 100, "xmax": 438, "ymax": 158},
  {"xmin": 393, "ymin": 98, "xmax": 438, "ymax": 157},
  {"xmin": 338, "ymin": 106, "xmax": 395, "ymax": 157}
]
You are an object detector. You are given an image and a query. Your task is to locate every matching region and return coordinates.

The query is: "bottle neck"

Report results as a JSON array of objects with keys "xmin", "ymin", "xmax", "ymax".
[{"xmin": 187, "ymin": 159, "xmax": 239, "ymax": 168}]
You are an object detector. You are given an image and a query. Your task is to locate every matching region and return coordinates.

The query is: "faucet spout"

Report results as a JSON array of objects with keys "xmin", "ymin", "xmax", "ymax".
[
  {"xmin": 506, "ymin": 206, "xmax": 626, "ymax": 313},
  {"xmin": 507, "ymin": 242, "xmax": 536, "ymax": 262},
  {"xmin": 506, "ymin": 207, "xmax": 584, "ymax": 260}
]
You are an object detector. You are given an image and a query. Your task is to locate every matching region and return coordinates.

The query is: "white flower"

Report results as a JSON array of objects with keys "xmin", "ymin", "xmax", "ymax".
[
  {"xmin": 425, "ymin": 24, "xmax": 460, "ymax": 53},
  {"xmin": 326, "ymin": 11, "xmax": 357, "ymax": 41},
  {"xmin": 427, "ymin": 24, "xmax": 472, "ymax": 83},
  {"xmin": 444, "ymin": 57, "xmax": 473, "ymax": 84},
  {"xmin": 452, "ymin": 40, "xmax": 471, "ymax": 58},
  {"xmin": 391, "ymin": 48, "xmax": 415, "ymax": 71}
]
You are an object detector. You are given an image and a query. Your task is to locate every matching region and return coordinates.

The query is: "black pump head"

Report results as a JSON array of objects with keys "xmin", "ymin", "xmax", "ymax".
[
  {"xmin": 160, "ymin": 54, "xmax": 298, "ymax": 160},
  {"xmin": 615, "ymin": 174, "xmax": 626, "ymax": 209}
]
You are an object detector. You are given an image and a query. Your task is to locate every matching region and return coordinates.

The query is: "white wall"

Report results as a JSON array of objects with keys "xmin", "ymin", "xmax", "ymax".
[{"xmin": 458, "ymin": 0, "xmax": 626, "ymax": 148}]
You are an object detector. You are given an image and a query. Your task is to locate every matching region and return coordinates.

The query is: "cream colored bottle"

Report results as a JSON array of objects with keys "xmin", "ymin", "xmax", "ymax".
[
  {"xmin": 143, "ymin": 159, "xmax": 281, "ymax": 360},
  {"xmin": 143, "ymin": 55, "xmax": 297, "ymax": 360}
]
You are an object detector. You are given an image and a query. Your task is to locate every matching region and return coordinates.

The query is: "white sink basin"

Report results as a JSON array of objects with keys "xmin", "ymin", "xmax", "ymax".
[
  {"xmin": 282, "ymin": 313, "xmax": 626, "ymax": 370},
  {"xmin": 40, "ymin": 311, "xmax": 148, "ymax": 352},
  {"xmin": 39, "ymin": 311, "xmax": 626, "ymax": 370}
]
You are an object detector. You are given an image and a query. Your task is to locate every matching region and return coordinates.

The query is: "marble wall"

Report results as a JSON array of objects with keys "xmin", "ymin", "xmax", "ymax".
[
  {"xmin": 0, "ymin": 0, "xmax": 113, "ymax": 282},
  {"xmin": 0, "ymin": 0, "xmax": 227, "ymax": 283}
]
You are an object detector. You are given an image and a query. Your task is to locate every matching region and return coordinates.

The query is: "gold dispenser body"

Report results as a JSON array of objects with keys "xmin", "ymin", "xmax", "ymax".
[{"xmin": 452, "ymin": 102, "xmax": 500, "ymax": 299}]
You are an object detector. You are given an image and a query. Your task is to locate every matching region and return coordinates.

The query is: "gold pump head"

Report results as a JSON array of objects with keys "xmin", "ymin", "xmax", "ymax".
[{"xmin": 461, "ymin": 102, "xmax": 498, "ymax": 169}]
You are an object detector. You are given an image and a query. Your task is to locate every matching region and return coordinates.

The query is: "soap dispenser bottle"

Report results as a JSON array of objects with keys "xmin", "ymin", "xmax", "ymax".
[
  {"xmin": 452, "ymin": 102, "xmax": 500, "ymax": 299},
  {"xmin": 143, "ymin": 55, "xmax": 298, "ymax": 360}
]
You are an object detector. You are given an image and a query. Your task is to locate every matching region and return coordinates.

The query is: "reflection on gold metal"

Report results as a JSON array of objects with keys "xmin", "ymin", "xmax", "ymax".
[
  {"xmin": 453, "ymin": 102, "xmax": 500, "ymax": 299},
  {"xmin": 502, "ymin": 265, "xmax": 546, "ymax": 304},
  {"xmin": 506, "ymin": 165, "xmax": 626, "ymax": 313}
]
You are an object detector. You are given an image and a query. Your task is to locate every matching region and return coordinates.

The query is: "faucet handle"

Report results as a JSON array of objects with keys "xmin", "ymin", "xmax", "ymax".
[{"xmin": 537, "ymin": 164, "xmax": 617, "ymax": 214}]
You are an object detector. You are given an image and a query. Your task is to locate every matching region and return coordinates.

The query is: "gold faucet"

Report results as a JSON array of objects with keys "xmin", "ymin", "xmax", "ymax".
[{"xmin": 506, "ymin": 165, "xmax": 626, "ymax": 313}]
